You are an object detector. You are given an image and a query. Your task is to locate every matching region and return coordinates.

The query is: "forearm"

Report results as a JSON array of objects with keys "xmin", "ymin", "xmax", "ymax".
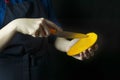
[
  {"xmin": 0, "ymin": 20, "xmax": 17, "ymax": 50},
  {"xmin": 0, "ymin": 18, "xmax": 63, "ymax": 50}
]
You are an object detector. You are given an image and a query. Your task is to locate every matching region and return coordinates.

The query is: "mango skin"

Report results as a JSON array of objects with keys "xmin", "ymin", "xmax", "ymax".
[{"xmin": 67, "ymin": 32, "xmax": 98, "ymax": 56}]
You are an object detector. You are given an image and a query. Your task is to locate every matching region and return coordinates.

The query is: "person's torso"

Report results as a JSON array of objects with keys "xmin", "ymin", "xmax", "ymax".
[
  {"xmin": 0, "ymin": 1, "xmax": 50, "ymax": 80},
  {"xmin": 2, "ymin": 0, "xmax": 49, "ymax": 55}
]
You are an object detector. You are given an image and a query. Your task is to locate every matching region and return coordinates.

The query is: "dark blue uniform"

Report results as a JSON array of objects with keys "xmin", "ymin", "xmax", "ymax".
[{"xmin": 0, "ymin": 0, "xmax": 63, "ymax": 80}]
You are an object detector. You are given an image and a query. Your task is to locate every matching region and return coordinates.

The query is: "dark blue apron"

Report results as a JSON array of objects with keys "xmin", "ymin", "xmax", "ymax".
[{"xmin": 0, "ymin": 0, "xmax": 53, "ymax": 80}]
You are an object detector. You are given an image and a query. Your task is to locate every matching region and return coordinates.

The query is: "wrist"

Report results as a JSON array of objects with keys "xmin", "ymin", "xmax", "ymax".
[{"xmin": 10, "ymin": 19, "xmax": 21, "ymax": 32}]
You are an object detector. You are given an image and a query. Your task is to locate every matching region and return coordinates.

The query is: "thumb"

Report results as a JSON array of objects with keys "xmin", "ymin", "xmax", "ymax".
[{"xmin": 44, "ymin": 19, "xmax": 63, "ymax": 32}]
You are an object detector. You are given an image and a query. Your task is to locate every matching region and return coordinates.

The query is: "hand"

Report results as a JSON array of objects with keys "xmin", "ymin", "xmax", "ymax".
[
  {"xmin": 72, "ymin": 43, "xmax": 98, "ymax": 60},
  {"xmin": 55, "ymin": 37, "xmax": 98, "ymax": 61},
  {"xmin": 12, "ymin": 18, "xmax": 62, "ymax": 37},
  {"xmin": 64, "ymin": 38, "xmax": 98, "ymax": 60}
]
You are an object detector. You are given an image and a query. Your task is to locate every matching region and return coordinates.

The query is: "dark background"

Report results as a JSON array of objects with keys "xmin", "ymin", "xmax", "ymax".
[{"xmin": 49, "ymin": 0, "xmax": 120, "ymax": 80}]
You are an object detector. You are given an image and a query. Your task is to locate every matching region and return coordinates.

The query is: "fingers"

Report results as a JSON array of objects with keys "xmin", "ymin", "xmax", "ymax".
[
  {"xmin": 35, "ymin": 24, "xmax": 50, "ymax": 37},
  {"xmin": 35, "ymin": 27, "xmax": 41, "ymax": 37},
  {"xmin": 81, "ymin": 44, "xmax": 98, "ymax": 60},
  {"xmin": 45, "ymin": 19, "xmax": 63, "ymax": 31},
  {"xmin": 72, "ymin": 47, "xmax": 96, "ymax": 60},
  {"xmin": 93, "ymin": 44, "xmax": 98, "ymax": 51},
  {"xmin": 81, "ymin": 48, "xmax": 95, "ymax": 60},
  {"xmin": 72, "ymin": 53, "xmax": 83, "ymax": 60},
  {"xmin": 88, "ymin": 48, "xmax": 94, "ymax": 56},
  {"xmin": 34, "ymin": 18, "xmax": 62, "ymax": 37}
]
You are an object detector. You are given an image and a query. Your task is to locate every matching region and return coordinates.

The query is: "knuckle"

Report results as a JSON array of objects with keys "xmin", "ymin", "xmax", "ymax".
[{"xmin": 40, "ymin": 18, "xmax": 45, "ymax": 23}]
